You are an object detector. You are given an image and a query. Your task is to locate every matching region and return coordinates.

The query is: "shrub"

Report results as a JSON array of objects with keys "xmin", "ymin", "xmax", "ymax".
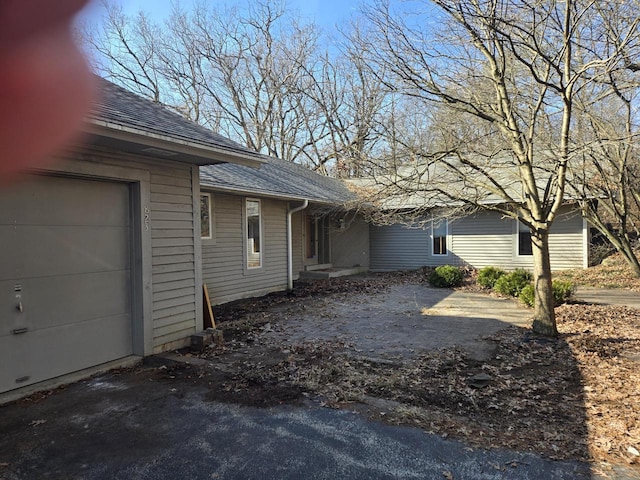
[
  {"xmin": 552, "ymin": 279, "xmax": 575, "ymax": 306},
  {"xmin": 518, "ymin": 280, "xmax": 576, "ymax": 308},
  {"xmin": 477, "ymin": 266, "xmax": 506, "ymax": 289},
  {"xmin": 493, "ymin": 268, "xmax": 533, "ymax": 297},
  {"xmin": 519, "ymin": 284, "xmax": 535, "ymax": 307},
  {"xmin": 429, "ymin": 265, "xmax": 464, "ymax": 288}
]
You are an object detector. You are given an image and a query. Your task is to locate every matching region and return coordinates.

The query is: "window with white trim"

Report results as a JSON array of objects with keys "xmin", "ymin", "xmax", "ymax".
[
  {"xmin": 246, "ymin": 199, "xmax": 262, "ymax": 268},
  {"xmin": 432, "ymin": 219, "xmax": 448, "ymax": 256},
  {"xmin": 200, "ymin": 193, "xmax": 213, "ymax": 239},
  {"xmin": 518, "ymin": 221, "xmax": 533, "ymax": 256}
]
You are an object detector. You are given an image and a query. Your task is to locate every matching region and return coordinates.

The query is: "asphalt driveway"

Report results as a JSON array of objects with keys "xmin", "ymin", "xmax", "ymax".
[{"xmin": 0, "ymin": 368, "xmax": 598, "ymax": 480}]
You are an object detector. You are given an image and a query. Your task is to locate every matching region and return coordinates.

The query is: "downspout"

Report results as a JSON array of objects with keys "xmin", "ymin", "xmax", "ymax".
[{"xmin": 287, "ymin": 200, "xmax": 308, "ymax": 291}]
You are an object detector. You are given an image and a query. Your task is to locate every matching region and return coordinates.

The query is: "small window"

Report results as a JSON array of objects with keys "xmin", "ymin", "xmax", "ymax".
[
  {"xmin": 246, "ymin": 199, "xmax": 262, "ymax": 268},
  {"xmin": 518, "ymin": 221, "xmax": 533, "ymax": 256},
  {"xmin": 432, "ymin": 219, "xmax": 448, "ymax": 256},
  {"xmin": 200, "ymin": 193, "xmax": 212, "ymax": 239}
]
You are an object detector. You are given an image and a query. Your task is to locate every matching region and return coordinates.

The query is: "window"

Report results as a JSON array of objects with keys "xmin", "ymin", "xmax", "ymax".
[
  {"xmin": 246, "ymin": 199, "xmax": 262, "ymax": 268},
  {"xmin": 200, "ymin": 193, "xmax": 212, "ymax": 239},
  {"xmin": 518, "ymin": 221, "xmax": 533, "ymax": 256},
  {"xmin": 432, "ymin": 219, "xmax": 448, "ymax": 256}
]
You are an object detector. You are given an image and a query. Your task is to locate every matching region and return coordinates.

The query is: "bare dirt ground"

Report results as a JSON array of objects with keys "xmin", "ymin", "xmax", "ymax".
[{"xmin": 186, "ymin": 270, "xmax": 640, "ymax": 477}]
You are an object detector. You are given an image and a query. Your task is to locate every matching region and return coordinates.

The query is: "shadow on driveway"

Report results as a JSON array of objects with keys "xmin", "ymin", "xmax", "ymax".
[{"xmin": 0, "ymin": 281, "xmax": 634, "ymax": 479}]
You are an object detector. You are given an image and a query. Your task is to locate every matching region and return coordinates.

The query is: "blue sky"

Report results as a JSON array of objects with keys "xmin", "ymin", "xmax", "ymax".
[{"xmin": 80, "ymin": 0, "xmax": 362, "ymax": 32}]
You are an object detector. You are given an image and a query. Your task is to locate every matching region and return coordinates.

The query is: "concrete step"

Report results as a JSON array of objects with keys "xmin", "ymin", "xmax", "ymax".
[{"xmin": 299, "ymin": 266, "xmax": 368, "ymax": 279}]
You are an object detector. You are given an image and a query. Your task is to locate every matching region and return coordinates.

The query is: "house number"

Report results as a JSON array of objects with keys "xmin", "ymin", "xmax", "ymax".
[{"xmin": 144, "ymin": 206, "xmax": 150, "ymax": 231}]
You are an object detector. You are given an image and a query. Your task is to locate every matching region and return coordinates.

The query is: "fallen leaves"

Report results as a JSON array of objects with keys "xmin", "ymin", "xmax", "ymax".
[{"xmin": 205, "ymin": 273, "xmax": 640, "ymax": 471}]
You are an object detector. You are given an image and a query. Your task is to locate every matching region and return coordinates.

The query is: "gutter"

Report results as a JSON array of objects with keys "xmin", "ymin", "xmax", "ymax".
[{"xmin": 287, "ymin": 199, "xmax": 309, "ymax": 291}]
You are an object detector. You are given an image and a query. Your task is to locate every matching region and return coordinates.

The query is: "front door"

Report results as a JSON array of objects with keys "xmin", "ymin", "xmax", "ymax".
[{"xmin": 304, "ymin": 214, "xmax": 318, "ymax": 266}]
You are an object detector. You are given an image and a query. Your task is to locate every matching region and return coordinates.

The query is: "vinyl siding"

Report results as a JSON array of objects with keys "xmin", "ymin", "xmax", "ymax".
[
  {"xmin": 370, "ymin": 206, "xmax": 585, "ymax": 271},
  {"xmin": 370, "ymin": 224, "xmax": 431, "ymax": 271},
  {"xmin": 58, "ymin": 146, "xmax": 201, "ymax": 352},
  {"xmin": 150, "ymin": 165, "xmax": 199, "ymax": 348},
  {"xmin": 202, "ymin": 193, "xmax": 289, "ymax": 305},
  {"xmin": 330, "ymin": 214, "xmax": 370, "ymax": 268}
]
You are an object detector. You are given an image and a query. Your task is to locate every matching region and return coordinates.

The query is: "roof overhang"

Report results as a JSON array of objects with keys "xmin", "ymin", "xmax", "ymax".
[
  {"xmin": 84, "ymin": 120, "xmax": 265, "ymax": 168},
  {"xmin": 200, "ymin": 183, "xmax": 348, "ymax": 206}
]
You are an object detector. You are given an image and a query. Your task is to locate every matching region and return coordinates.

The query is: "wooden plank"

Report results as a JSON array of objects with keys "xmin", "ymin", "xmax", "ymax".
[{"xmin": 202, "ymin": 284, "xmax": 216, "ymax": 329}]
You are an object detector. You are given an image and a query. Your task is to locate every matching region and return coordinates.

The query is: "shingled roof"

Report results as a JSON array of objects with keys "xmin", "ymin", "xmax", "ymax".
[
  {"xmin": 200, "ymin": 155, "xmax": 357, "ymax": 205},
  {"xmin": 84, "ymin": 77, "xmax": 264, "ymax": 167}
]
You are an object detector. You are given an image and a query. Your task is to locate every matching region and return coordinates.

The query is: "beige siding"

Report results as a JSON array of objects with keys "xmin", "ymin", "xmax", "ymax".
[
  {"xmin": 57, "ymin": 146, "xmax": 201, "ymax": 353},
  {"xmin": 330, "ymin": 214, "xmax": 370, "ymax": 268},
  {"xmin": 202, "ymin": 193, "xmax": 289, "ymax": 304},
  {"xmin": 150, "ymin": 166, "xmax": 198, "ymax": 348},
  {"xmin": 371, "ymin": 207, "xmax": 586, "ymax": 271}
]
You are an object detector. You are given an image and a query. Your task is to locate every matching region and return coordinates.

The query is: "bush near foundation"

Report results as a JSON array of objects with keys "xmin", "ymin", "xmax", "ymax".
[
  {"xmin": 428, "ymin": 265, "xmax": 464, "ymax": 288},
  {"xmin": 493, "ymin": 269, "xmax": 532, "ymax": 297},
  {"xmin": 477, "ymin": 266, "xmax": 506, "ymax": 289},
  {"xmin": 519, "ymin": 280, "xmax": 576, "ymax": 307}
]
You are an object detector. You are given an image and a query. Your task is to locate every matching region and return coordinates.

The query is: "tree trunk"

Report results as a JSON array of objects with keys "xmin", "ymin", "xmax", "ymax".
[
  {"xmin": 586, "ymin": 212, "xmax": 640, "ymax": 277},
  {"xmin": 531, "ymin": 229, "xmax": 558, "ymax": 336},
  {"xmin": 619, "ymin": 240, "xmax": 640, "ymax": 277}
]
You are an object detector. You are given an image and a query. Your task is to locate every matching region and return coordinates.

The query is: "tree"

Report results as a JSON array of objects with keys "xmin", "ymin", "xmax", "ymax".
[
  {"xmin": 350, "ymin": 0, "xmax": 640, "ymax": 335},
  {"xmin": 81, "ymin": 0, "xmax": 385, "ymax": 174},
  {"xmin": 566, "ymin": 2, "xmax": 640, "ymax": 275}
]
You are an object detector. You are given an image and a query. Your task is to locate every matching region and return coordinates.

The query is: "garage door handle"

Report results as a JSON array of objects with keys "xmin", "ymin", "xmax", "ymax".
[
  {"xmin": 17, "ymin": 301, "xmax": 23, "ymax": 313},
  {"xmin": 12, "ymin": 327, "xmax": 28, "ymax": 335}
]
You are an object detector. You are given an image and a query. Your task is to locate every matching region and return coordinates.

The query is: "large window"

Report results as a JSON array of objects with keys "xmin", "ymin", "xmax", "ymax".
[
  {"xmin": 246, "ymin": 199, "xmax": 262, "ymax": 268},
  {"xmin": 518, "ymin": 221, "xmax": 533, "ymax": 256},
  {"xmin": 432, "ymin": 219, "xmax": 448, "ymax": 256},
  {"xmin": 200, "ymin": 193, "xmax": 213, "ymax": 239}
]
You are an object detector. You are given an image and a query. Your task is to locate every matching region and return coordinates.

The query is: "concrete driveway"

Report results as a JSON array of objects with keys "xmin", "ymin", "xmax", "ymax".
[
  {"xmin": 0, "ymin": 283, "xmax": 632, "ymax": 480},
  {"xmin": 263, "ymin": 284, "xmax": 532, "ymax": 361}
]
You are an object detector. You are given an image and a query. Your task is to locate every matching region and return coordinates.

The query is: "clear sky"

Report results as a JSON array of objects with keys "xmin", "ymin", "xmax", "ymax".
[{"xmin": 79, "ymin": 0, "xmax": 362, "ymax": 32}]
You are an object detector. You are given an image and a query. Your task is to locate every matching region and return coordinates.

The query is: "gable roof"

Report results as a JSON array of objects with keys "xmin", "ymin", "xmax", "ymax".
[
  {"xmin": 84, "ymin": 77, "xmax": 264, "ymax": 168},
  {"xmin": 200, "ymin": 155, "xmax": 356, "ymax": 205}
]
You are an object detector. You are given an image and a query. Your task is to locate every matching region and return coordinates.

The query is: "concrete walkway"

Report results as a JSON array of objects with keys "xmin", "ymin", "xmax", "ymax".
[
  {"xmin": 575, "ymin": 287, "xmax": 640, "ymax": 309},
  {"xmin": 263, "ymin": 284, "xmax": 532, "ymax": 362}
]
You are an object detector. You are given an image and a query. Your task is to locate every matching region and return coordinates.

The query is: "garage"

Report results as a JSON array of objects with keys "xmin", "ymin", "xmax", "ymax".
[{"xmin": 0, "ymin": 174, "xmax": 133, "ymax": 394}]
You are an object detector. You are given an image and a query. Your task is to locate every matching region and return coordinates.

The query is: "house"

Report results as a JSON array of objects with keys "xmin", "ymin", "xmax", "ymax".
[
  {"xmin": 199, "ymin": 156, "xmax": 370, "ymax": 305},
  {"xmin": 0, "ymin": 78, "xmax": 264, "ymax": 399},
  {"xmin": 351, "ymin": 162, "xmax": 589, "ymax": 272},
  {"xmin": 369, "ymin": 206, "xmax": 588, "ymax": 272}
]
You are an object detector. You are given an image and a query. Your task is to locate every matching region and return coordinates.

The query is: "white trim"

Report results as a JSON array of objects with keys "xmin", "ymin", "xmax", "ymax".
[
  {"xmin": 245, "ymin": 198, "xmax": 263, "ymax": 270},
  {"xmin": 431, "ymin": 218, "xmax": 449, "ymax": 256}
]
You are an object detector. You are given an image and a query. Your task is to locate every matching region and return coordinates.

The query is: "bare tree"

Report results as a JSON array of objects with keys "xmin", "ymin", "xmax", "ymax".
[
  {"xmin": 350, "ymin": 0, "xmax": 640, "ymax": 335},
  {"xmin": 569, "ymin": 76, "xmax": 640, "ymax": 274},
  {"xmin": 81, "ymin": 0, "xmax": 386, "ymax": 174}
]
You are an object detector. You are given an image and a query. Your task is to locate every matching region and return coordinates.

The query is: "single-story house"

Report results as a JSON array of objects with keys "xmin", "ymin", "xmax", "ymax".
[
  {"xmin": 0, "ymin": 78, "xmax": 264, "ymax": 398},
  {"xmin": 199, "ymin": 157, "xmax": 370, "ymax": 305},
  {"xmin": 369, "ymin": 206, "xmax": 588, "ymax": 271},
  {"xmin": 350, "ymin": 162, "xmax": 589, "ymax": 272}
]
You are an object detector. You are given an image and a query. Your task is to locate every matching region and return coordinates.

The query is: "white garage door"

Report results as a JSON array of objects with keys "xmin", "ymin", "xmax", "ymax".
[{"xmin": 0, "ymin": 174, "xmax": 133, "ymax": 394}]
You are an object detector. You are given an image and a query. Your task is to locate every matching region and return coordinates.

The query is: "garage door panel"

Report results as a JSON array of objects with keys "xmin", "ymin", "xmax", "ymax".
[
  {"xmin": 0, "ymin": 313, "xmax": 132, "ymax": 391},
  {"xmin": 0, "ymin": 175, "xmax": 130, "ymax": 226},
  {"xmin": 0, "ymin": 226, "xmax": 130, "ymax": 280},
  {"xmin": 0, "ymin": 271, "xmax": 131, "ymax": 336},
  {"xmin": 0, "ymin": 175, "xmax": 134, "ymax": 395}
]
